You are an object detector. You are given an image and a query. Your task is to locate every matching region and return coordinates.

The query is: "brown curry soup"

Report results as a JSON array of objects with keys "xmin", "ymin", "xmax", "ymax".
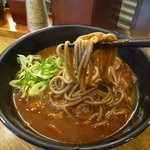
[{"xmin": 12, "ymin": 46, "xmax": 138, "ymax": 145}]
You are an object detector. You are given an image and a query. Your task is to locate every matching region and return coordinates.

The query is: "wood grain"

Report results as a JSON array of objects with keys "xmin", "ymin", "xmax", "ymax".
[{"xmin": 0, "ymin": 32, "xmax": 150, "ymax": 150}]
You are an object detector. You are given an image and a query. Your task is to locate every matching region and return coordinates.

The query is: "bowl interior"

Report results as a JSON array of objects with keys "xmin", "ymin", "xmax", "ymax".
[{"xmin": 0, "ymin": 25, "xmax": 150, "ymax": 150}]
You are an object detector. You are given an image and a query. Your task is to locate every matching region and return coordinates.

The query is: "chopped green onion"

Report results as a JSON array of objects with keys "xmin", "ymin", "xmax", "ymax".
[
  {"xmin": 9, "ymin": 54, "xmax": 64, "ymax": 97},
  {"xmin": 28, "ymin": 82, "xmax": 47, "ymax": 96}
]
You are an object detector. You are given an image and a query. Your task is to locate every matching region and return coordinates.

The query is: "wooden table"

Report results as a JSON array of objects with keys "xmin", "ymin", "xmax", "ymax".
[{"xmin": 0, "ymin": 29, "xmax": 150, "ymax": 150}]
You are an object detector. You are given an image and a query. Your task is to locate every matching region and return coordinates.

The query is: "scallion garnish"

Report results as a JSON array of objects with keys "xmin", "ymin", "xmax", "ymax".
[{"xmin": 9, "ymin": 54, "xmax": 64, "ymax": 97}]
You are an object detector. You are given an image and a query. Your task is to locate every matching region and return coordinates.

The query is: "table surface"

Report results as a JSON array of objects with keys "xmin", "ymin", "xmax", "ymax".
[{"xmin": 0, "ymin": 29, "xmax": 150, "ymax": 150}]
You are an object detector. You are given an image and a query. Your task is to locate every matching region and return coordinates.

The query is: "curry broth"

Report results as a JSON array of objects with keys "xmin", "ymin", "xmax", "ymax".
[{"xmin": 13, "ymin": 46, "xmax": 138, "ymax": 144}]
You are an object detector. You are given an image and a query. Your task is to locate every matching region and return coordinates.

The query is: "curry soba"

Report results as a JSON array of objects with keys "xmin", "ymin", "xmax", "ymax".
[{"xmin": 10, "ymin": 32, "xmax": 138, "ymax": 144}]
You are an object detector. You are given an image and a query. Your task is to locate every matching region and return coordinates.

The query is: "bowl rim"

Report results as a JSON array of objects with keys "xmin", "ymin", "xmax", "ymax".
[{"xmin": 0, "ymin": 24, "xmax": 150, "ymax": 150}]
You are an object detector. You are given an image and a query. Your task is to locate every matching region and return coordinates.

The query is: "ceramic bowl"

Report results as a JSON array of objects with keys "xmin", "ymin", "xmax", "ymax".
[{"xmin": 0, "ymin": 25, "xmax": 150, "ymax": 150}]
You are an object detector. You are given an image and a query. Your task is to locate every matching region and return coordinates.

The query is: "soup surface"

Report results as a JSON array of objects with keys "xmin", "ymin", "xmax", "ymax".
[{"xmin": 13, "ymin": 46, "xmax": 138, "ymax": 145}]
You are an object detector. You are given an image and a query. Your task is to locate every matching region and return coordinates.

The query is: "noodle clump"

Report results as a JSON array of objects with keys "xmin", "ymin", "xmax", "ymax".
[{"xmin": 49, "ymin": 32, "xmax": 136, "ymax": 127}]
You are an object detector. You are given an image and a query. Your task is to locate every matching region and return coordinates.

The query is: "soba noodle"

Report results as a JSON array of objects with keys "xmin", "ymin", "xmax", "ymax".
[{"xmin": 48, "ymin": 32, "xmax": 136, "ymax": 128}]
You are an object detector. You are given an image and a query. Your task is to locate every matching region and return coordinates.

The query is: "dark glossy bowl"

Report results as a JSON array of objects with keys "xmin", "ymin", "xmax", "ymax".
[{"xmin": 0, "ymin": 25, "xmax": 150, "ymax": 150}]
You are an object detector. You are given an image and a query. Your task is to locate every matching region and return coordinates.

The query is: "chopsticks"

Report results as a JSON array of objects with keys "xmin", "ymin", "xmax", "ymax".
[{"xmin": 61, "ymin": 37, "xmax": 150, "ymax": 49}]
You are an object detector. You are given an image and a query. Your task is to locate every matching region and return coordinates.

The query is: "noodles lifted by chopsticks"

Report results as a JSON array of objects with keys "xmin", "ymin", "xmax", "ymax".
[{"xmin": 49, "ymin": 32, "xmax": 136, "ymax": 127}]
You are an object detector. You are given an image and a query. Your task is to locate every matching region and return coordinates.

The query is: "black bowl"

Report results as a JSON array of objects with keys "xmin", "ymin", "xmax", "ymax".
[{"xmin": 0, "ymin": 25, "xmax": 150, "ymax": 150}]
